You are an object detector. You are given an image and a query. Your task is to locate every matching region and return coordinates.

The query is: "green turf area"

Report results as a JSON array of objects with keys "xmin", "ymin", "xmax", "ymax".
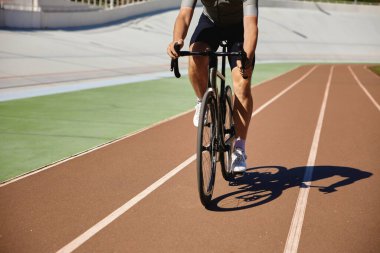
[
  {"xmin": 0, "ymin": 63, "xmax": 300, "ymax": 183},
  {"xmin": 369, "ymin": 65, "xmax": 380, "ymax": 76}
]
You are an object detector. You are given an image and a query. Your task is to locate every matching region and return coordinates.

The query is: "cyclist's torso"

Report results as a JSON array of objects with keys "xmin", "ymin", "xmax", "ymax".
[{"xmin": 181, "ymin": 0, "xmax": 258, "ymax": 26}]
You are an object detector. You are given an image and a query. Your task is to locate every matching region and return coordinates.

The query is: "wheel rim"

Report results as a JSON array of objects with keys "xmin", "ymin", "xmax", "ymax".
[
  {"xmin": 223, "ymin": 88, "xmax": 234, "ymax": 175},
  {"xmin": 201, "ymin": 102, "xmax": 216, "ymax": 195}
]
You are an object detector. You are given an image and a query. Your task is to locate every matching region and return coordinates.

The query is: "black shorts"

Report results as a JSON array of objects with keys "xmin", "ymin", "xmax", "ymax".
[{"xmin": 190, "ymin": 13, "xmax": 255, "ymax": 70}]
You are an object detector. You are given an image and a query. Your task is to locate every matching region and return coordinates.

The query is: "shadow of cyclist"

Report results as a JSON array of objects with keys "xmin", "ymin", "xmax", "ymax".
[{"xmin": 207, "ymin": 165, "xmax": 372, "ymax": 211}]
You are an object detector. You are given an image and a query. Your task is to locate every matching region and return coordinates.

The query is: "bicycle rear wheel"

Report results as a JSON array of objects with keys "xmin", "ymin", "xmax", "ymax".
[
  {"xmin": 197, "ymin": 90, "xmax": 217, "ymax": 207},
  {"xmin": 220, "ymin": 85, "xmax": 235, "ymax": 181}
]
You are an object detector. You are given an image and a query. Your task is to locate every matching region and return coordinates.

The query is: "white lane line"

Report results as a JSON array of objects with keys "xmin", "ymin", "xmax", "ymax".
[
  {"xmin": 284, "ymin": 66, "xmax": 334, "ymax": 253},
  {"xmin": 56, "ymin": 154, "xmax": 196, "ymax": 253},
  {"xmin": 349, "ymin": 66, "xmax": 380, "ymax": 112},
  {"xmin": 57, "ymin": 65, "xmax": 318, "ymax": 253}
]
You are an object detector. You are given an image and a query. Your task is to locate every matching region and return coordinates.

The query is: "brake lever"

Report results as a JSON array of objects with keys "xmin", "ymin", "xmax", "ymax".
[{"xmin": 170, "ymin": 43, "xmax": 181, "ymax": 78}]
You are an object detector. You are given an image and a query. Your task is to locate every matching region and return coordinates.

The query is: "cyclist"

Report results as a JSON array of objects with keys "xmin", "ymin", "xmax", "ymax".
[{"xmin": 167, "ymin": 0, "xmax": 258, "ymax": 173}]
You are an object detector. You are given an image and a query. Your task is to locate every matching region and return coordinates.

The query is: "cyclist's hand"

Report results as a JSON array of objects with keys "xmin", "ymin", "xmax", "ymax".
[{"xmin": 167, "ymin": 39, "xmax": 184, "ymax": 59}]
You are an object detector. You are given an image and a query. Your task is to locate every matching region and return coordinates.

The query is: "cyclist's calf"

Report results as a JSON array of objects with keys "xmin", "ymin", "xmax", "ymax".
[{"xmin": 231, "ymin": 66, "xmax": 253, "ymax": 140}]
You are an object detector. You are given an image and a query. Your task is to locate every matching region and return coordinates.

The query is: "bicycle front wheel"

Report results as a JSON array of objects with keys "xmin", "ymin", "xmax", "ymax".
[{"xmin": 197, "ymin": 90, "xmax": 217, "ymax": 207}]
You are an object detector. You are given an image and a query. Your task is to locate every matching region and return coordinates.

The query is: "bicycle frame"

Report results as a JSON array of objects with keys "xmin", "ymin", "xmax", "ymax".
[
  {"xmin": 208, "ymin": 45, "xmax": 231, "ymax": 155},
  {"xmin": 171, "ymin": 42, "xmax": 246, "ymax": 154},
  {"xmin": 170, "ymin": 42, "xmax": 248, "ymax": 206}
]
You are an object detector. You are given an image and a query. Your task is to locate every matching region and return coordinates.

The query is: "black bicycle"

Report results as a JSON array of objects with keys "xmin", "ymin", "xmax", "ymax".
[{"xmin": 171, "ymin": 41, "xmax": 248, "ymax": 207}]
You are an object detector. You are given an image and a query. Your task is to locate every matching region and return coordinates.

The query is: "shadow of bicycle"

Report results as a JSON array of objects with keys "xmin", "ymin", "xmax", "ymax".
[{"xmin": 207, "ymin": 165, "xmax": 372, "ymax": 211}]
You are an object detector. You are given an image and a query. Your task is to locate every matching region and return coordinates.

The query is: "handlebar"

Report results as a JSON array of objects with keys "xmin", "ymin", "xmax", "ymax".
[{"xmin": 170, "ymin": 43, "xmax": 249, "ymax": 79}]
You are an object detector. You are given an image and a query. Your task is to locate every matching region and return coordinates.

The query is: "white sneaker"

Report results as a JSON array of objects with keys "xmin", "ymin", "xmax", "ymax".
[
  {"xmin": 193, "ymin": 100, "xmax": 202, "ymax": 127},
  {"xmin": 231, "ymin": 148, "xmax": 247, "ymax": 173}
]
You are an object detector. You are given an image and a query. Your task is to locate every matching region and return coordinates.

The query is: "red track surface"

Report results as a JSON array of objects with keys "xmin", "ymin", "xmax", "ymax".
[{"xmin": 1, "ymin": 64, "xmax": 379, "ymax": 253}]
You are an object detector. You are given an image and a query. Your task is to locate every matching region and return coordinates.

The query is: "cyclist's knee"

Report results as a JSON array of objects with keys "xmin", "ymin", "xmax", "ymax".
[
  {"xmin": 189, "ymin": 57, "xmax": 207, "ymax": 70},
  {"xmin": 189, "ymin": 59, "xmax": 208, "ymax": 82},
  {"xmin": 189, "ymin": 42, "xmax": 209, "ymax": 68},
  {"xmin": 232, "ymin": 67, "xmax": 252, "ymax": 98},
  {"xmin": 235, "ymin": 85, "xmax": 252, "ymax": 100}
]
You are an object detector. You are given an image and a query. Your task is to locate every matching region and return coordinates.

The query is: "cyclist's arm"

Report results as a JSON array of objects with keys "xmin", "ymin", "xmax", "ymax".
[
  {"xmin": 243, "ymin": 16, "xmax": 258, "ymax": 63},
  {"xmin": 243, "ymin": 0, "xmax": 259, "ymax": 64},
  {"xmin": 167, "ymin": 1, "xmax": 196, "ymax": 58}
]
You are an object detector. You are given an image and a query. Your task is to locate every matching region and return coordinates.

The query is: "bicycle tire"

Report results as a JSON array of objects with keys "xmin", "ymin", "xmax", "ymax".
[
  {"xmin": 197, "ymin": 89, "xmax": 217, "ymax": 207},
  {"xmin": 220, "ymin": 85, "xmax": 235, "ymax": 181}
]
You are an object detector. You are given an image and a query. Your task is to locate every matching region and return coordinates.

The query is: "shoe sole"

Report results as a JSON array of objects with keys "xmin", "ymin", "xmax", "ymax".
[{"xmin": 233, "ymin": 168, "xmax": 246, "ymax": 174}]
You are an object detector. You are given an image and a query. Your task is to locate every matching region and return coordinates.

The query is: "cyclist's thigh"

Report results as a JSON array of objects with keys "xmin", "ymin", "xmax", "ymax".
[{"xmin": 190, "ymin": 13, "xmax": 220, "ymax": 51}]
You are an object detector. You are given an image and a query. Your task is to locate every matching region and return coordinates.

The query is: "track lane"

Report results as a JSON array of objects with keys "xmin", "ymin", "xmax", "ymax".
[
  {"xmin": 284, "ymin": 66, "xmax": 334, "ymax": 253},
  {"xmin": 349, "ymin": 65, "xmax": 380, "ymax": 110},
  {"xmin": 12, "ymin": 64, "xmax": 379, "ymax": 252},
  {"xmin": 0, "ymin": 65, "xmax": 315, "ymax": 253},
  {"xmin": 3, "ymin": 64, "xmax": 375, "ymax": 253},
  {"xmin": 67, "ymin": 65, "xmax": 333, "ymax": 253},
  {"xmin": 251, "ymin": 65, "xmax": 315, "ymax": 111},
  {"xmin": 298, "ymin": 65, "xmax": 380, "ymax": 252},
  {"xmin": 0, "ymin": 113, "xmax": 197, "ymax": 252}
]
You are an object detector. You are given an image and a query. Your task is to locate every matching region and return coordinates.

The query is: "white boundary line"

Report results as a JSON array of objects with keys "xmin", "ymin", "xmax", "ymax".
[
  {"xmin": 56, "ymin": 65, "xmax": 318, "ymax": 253},
  {"xmin": 349, "ymin": 66, "xmax": 380, "ymax": 112},
  {"xmin": 283, "ymin": 66, "xmax": 334, "ymax": 253},
  {"xmin": 0, "ymin": 65, "xmax": 304, "ymax": 187}
]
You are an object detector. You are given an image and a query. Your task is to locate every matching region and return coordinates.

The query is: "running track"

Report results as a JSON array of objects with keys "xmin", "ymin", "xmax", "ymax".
[{"xmin": 1, "ymin": 64, "xmax": 379, "ymax": 253}]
